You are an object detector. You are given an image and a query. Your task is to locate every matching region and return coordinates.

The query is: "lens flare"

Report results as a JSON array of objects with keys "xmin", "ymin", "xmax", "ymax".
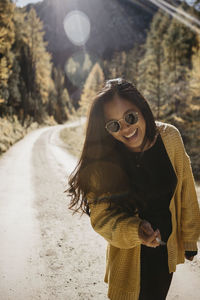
[
  {"xmin": 64, "ymin": 51, "xmax": 101, "ymax": 87},
  {"xmin": 63, "ymin": 10, "xmax": 91, "ymax": 46}
]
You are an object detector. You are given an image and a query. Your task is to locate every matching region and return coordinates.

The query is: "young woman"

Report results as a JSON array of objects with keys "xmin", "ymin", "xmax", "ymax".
[{"xmin": 66, "ymin": 78, "xmax": 200, "ymax": 300}]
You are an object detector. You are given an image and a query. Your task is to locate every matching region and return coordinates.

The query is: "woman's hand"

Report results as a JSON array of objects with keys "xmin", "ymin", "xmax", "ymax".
[
  {"xmin": 138, "ymin": 220, "xmax": 161, "ymax": 248},
  {"xmin": 184, "ymin": 254, "xmax": 194, "ymax": 261},
  {"xmin": 185, "ymin": 255, "xmax": 194, "ymax": 261},
  {"xmin": 184, "ymin": 250, "xmax": 197, "ymax": 261}
]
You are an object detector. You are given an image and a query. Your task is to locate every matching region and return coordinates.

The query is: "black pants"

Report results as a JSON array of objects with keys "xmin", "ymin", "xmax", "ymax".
[{"xmin": 138, "ymin": 244, "xmax": 173, "ymax": 300}]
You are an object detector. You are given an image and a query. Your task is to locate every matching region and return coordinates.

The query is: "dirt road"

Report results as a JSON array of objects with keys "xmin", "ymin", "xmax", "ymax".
[{"xmin": 0, "ymin": 122, "xmax": 199, "ymax": 299}]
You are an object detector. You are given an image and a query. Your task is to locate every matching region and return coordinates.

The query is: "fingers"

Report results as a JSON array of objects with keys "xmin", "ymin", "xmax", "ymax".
[
  {"xmin": 155, "ymin": 228, "xmax": 161, "ymax": 240},
  {"xmin": 188, "ymin": 256, "xmax": 194, "ymax": 261},
  {"xmin": 146, "ymin": 232, "xmax": 160, "ymax": 248},
  {"xmin": 185, "ymin": 255, "xmax": 194, "ymax": 261},
  {"xmin": 141, "ymin": 239, "xmax": 159, "ymax": 248},
  {"xmin": 139, "ymin": 221, "xmax": 163, "ymax": 248},
  {"xmin": 141, "ymin": 231, "xmax": 160, "ymax": 248},
  {"xmin": 140, "ymin": 228, "xmax": 161, "ymax": 248},
  {"xmin": 140, "ymin": 220, "xmax": 154, "ymax": 235}
]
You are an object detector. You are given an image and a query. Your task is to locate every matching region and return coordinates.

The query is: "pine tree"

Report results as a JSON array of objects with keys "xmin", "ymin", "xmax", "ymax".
[
  {"xmin": 106, "ymin": 51, "xmax": 127, "ymax": 79},
  {"xmin": 82, "ymin": 52, "xmax": 92, "ymax": 74},
  {"xmin": 7, "ymin": 56, "xmax": 21, "ymax": 114},
  {"xmin": 22, "ymin": 8, "xmax": 53, "ymax": 123},
  {"xmin": 138, "ymin": 10, "xmax": 171, "ymax": 119},
  {"xmin": 6, "ymin": 6, "xmax": 26, "ymax": 120},
  {"xmin": 65, "ymin": 56, "xmax": 80, "ymax": 86},
  {"xmin": 79, "ymin": 62, "xmax": 105, "ymax": 115},
  {"xmin": 104, "ymin": 46, "xmax": 142, "ymax": 86},
  {"xmin": 162, "ymin": 13, "xmax": 197, "ymax": 115},
  {"xmin": 189, "ymin": 34, "xmax": 200, "ymax": 100},
  {"xmin": 7, "ymin": 7, "xmax": 54, "ymax": 123},
  {"xmin": 124, "ymin": 45, "xmax": 143, "ymax": 87},
  {"xmin": 66, "ymin": 57, "xmax": 80, "ymax": 76},
  {"xmin": 52, "ymin": 66, "xmax": 71, "ymax": 123},
  {"xmin": 0, "ymin": 0, "xmax": 15, "ymax": 114},
  {"xmin": 65, "ymin": 52, "xmax": 92, "ymax": 87}
]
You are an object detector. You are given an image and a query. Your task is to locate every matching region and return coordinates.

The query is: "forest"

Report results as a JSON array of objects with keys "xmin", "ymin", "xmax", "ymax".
[{"xmin": 0, "ymin": 0, "xmax": 200, "ymax": 180}]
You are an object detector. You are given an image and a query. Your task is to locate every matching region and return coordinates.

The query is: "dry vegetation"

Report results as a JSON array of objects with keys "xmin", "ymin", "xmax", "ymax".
[
  {"xmin": 59, "ymin": 124, "xmax": 85, "ymax": 158},
  {"xmin": 163, "ymin": 104, "xmax": 200, "ymax": 183},
  {"xmin": 0, "ymin": 115, "xmax": 57, "ymax": 155}
]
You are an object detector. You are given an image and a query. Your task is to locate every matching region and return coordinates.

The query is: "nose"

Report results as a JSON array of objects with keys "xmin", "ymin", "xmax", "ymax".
[{"xmin": 119, "ymin": 119, "xmax": 131, "ymax": 132}]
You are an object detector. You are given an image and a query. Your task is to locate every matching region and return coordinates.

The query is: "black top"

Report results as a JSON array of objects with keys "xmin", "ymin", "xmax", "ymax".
[{"xmin": 123, "ymin": 134, "xmax": 197, "ymax": 257}]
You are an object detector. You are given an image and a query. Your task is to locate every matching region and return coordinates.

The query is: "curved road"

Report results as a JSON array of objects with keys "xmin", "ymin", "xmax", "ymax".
[{"xmin": 0, "ymin": 122, "xmax": 199, "ymax": 299}]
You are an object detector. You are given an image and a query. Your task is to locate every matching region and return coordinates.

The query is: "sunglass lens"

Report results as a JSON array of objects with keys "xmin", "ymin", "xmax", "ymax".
[
  {"xmin": 106, "ymin": 121, "xmax": 120, "ymax": 132},
  {"xmin": 125, "ymin": 112, "xmax": 138, "ymax": 125}
]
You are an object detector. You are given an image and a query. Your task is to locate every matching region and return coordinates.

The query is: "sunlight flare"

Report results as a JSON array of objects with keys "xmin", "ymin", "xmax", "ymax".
[
  {"xmin": 148, "ymin": 0, "xmax": 200, "ymax": 34},
  {"xmin": 63, "ymin": 10, "xmax": 91, "ymax": 46}
]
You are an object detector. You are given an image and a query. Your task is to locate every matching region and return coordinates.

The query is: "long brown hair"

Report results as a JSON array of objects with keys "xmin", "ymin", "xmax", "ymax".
[{"xmin": 65, "ymin": 78, "xmax": 157, "ymax": 217}]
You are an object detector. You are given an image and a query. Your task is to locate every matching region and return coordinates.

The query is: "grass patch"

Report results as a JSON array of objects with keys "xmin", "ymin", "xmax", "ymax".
[{"xmin": 60, "ymin": 125, "xmax": 85, "ymax": 158}]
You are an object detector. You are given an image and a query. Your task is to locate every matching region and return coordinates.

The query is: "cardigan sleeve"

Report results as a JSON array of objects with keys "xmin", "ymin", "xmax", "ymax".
[
  {"xmin": 82, "ymin": 160, "xmax": 143, "ymax": 249},
  {"xmin": 174, "ymin": 128, "xmax": 200, "ymax": 251},
  {"xmin": 87, "ymin": 191, "xmax": 142, "ymax": 249},
  {"xmin": 180, "ymin": 152, "xmax": 200, "ymax": 251}
]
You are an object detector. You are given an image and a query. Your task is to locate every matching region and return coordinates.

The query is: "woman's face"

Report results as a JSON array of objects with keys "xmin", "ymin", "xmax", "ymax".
[{"xmin": 103, "ymin": 96, "xmax": 146, "ymax": 152}]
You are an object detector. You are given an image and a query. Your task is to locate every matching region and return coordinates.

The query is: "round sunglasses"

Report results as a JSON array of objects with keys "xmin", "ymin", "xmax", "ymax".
[{"xmin": 105, "ymin": 111, "xmax": 139, "ymax": 133}]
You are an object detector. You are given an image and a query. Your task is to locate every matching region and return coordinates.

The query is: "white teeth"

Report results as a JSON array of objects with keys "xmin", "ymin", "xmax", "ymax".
[{"xmin": 125, "ymin": 128, "xmax": 137, "ymax": 138}]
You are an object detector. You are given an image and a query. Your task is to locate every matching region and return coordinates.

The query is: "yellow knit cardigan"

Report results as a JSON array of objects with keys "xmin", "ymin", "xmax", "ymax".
[{"xmin": 87, "ymin": 121, "xmax": 200, "ymax": 300}]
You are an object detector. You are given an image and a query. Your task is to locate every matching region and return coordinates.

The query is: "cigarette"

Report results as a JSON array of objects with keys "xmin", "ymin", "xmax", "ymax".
[{"xmin": 156, "ymin": 237, "xmax": 166, "ymax": 245}]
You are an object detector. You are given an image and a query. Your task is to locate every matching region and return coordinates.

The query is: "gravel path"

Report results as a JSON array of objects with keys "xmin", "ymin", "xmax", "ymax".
[{"xmin": 0, "ymin": 121, "xmax": 199, "ymax": 299}]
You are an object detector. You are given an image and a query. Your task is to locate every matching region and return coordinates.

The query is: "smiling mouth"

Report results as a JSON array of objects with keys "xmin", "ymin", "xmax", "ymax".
[{"xmin": 124, "ymin": 128, "xmax": 138, "ymax": 139}]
